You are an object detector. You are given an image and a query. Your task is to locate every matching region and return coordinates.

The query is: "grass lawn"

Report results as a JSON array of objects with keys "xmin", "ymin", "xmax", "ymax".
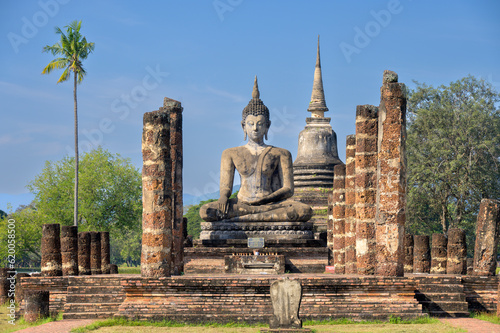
[
  {"xmin": 72, "ymin": 317, "xmax": 465, "ymax": 333},
  {"xmin": 117, "ymin": 265, "xmax": 140, "ymax": 274}
]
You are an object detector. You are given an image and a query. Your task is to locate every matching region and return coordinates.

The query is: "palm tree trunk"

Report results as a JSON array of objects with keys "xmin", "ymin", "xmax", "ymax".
[{"xmin": 74, "ymin": 72, "xmax": 79, "ymax": 227}]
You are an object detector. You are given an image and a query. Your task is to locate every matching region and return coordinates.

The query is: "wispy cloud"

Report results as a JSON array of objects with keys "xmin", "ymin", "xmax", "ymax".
[
  {"xmin": 205, "ymin": 86, "xmax": 246, "ymax": 103},
  {"xmin": 0, "ymin": 81, "xmax": 63, "ymax": 101}
]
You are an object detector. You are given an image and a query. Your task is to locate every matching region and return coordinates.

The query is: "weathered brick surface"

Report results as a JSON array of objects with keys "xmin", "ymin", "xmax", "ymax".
[
  {"xmin": 329, "ymin": 164, "xmax": 346, "ymax": 273},
  {"xmin": 141, "ymin": 106, "xmax": 173, "ymax": 277},
  {"xmin": 100, "ymin": 231, "xmax": 110, "ymax": 274},
  {"xmin": 413, "ymin": 235, "xmax": 430, "ymax": 273},
  {"xmin": 355, "ymin": 105, "xmax": 378, "ymax": 275},
  {"xmin": 41, "ymin": 224, "xmax": 62, "ymax": 277},
  {"xmin": 472, "ymin": 199, "xmax": 500, "ymax": 276},
  {"xmin": 344, "ymin": 135, "xmax": 357, "ymax": 274},
  {"xmin": 19, "ymin": 276, "xmax": 68, "ymax": 315},
  {"xmin": 116, "ymin": 275, "xmax": 423, "ymax": 322},
  {"xmin": 61, "ymin": 226, "xmax": 78, "ymax": 276},
  {"xmin": 462, "ymin": 276, "xmax": 498, "ymax": 313},
  {"xmin": 167, "ymin": 98, "xmax": 185, "ymax": 276},
  {"xmin": 89, "ymin": 231, "xmax": 102, "ymax": 275},
  {"xmin": 404, "ymin": 234, "xmax": 414, "ymax": 273},
  {"xmin": 447, "ymin": 228, "xmax": 467, "ymax": 275},
  {"xmin": 78, "ymin": 232, "xmax": 91, "ymax": 275},
  {"xmin": 375, "ymin": 71, "xmax": 406, "ymax": 277},
  {"xmin": 430, "ymin": 234, "xmax": 447, "ymax": 274}
]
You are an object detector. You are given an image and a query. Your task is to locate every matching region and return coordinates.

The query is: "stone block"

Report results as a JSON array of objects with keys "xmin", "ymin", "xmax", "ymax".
[{"xmin": 269, "ymin": 278, "xmax": 302, "ymax": 329}]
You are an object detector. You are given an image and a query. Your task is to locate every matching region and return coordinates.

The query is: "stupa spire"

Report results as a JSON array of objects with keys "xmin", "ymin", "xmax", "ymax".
[{"xmin": 307, "ymin": 36, "xmax": 329, "ymax": 115}]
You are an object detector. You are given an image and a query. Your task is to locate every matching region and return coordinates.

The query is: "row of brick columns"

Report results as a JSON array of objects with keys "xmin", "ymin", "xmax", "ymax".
[
  {"xmin": 40, "ymin": 223, "xmax": 113, "ymax": 276},
  {"xmin": 141, "ymin": 98, "xmax": 185, "ymax": 277},
  {"xmin": 327, "ymin": 71, "xmax": 500, "ymax": 278},
  {"xmin": 328, "ymin": 70, "xmax": 406, "ymax": 276}
]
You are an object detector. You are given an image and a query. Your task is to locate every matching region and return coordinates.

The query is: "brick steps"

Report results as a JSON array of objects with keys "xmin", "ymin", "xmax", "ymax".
[
  {"xmin": 63, "ymin": 276, "xmax": 125, "ymax": 320},
  {"xmin": 413, "ymin": 275, "xmax": 469, "ymax": 317}
]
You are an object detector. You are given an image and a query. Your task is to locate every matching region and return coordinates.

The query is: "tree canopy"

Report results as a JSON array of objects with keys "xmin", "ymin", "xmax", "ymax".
[
  {"xmin": 406, "ymin": 75, "xmax": 500, "ymax": 246},
  {"xmin": 27, "ymin": 147, "xmax": 142, "ymax": 231}
]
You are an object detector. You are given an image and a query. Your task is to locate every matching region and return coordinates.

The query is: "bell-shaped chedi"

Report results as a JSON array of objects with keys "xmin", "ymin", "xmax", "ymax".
[
  {"xmin": 293, "ymin": 37, "xmax": 343, "ymax": 238},
  {"xmin": 294, "ymin": 36, "xmax": 342, "ymax": 189}
]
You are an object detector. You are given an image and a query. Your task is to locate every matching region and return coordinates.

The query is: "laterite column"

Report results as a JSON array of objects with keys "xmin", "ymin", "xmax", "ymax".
[
  {"xmin": 447, "ymin": 228, "xmax": 467, "ymax": 275},
  {"xmin": 413, "ymin": 235, "xmax": 430, "ymax": 273},
  {"xmin": 41, "ymin": 223, "xmax": 62, "ymax": 276},
  {"xmin": 473, "ymin": 199, "xmax": 500, "ymax": 276},
  {"xmin": 430, "ymin": 233, "xmax": 447, "ymax": 274},
  {"xmin": 166, "ymin": 98, "xmax": 185, "ymax": 276},
  {"xmin": 24, "ymin": 290, "xmax": 49, "ymax": 322},
  {"xmin": 329, "ymin": 164, "xmax": 346, "ymax": 273},
  {"xmin": 355, "ymin": 104, "xmax": 378, "ymax": 275},
  {"xmin": 78, "ymin": 232, "xmax": 91, "ymax": 275},
  {"xmin": 61, "ymin": 226, "xmax": 78, "ymax": 276},
  {"xmin": 90, "ymin": 231, "xmax": 102, "ymax": 275},
  {"xmin": 404, "ymin": 234, "xmax": 414, "ymax": 273},
  {"xmin": 141, "ymin": 105, "xmax": 173, "ymax": 277},
  {"xmin": 344, "ymin": 135, "xmax": 357, "ymax": 274},
  {"xmin": 375, "ymin": 70, "xmax": 407, "ymax": 276},
  {"xmin": 100, "ymin": 231, "xmax": 111, "ymax": 274}
]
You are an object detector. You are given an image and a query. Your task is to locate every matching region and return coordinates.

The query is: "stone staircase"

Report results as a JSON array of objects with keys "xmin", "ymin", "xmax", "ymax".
[
  {"xmin": 63, "ymin": 276, "xmax": 125, "ymax": 319},
  {"xmin": 413, "ymin": 275, "xmax": 469, "ymax": 317}
]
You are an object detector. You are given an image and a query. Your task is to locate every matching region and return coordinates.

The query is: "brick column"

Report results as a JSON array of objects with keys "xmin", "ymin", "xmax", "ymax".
[
  {"xmin": 100, "ymin": 231, "xmax": 111, "ymax": 274},
  {"xmin": 430, "ymin": 233, "xmax": 447, "ymax": 274},
  {"xmin": 404, "ymin": 234, "xmax": 414, "ymax": 273},
  {"xmin": 344, "ymin": 134, "xmax": 357, "ymax": 274},
  {"xmin": 61, "ymin": 226, "xmax": 78, "ymax": 276},
  {"xmin": 329, "ymin": 164, "xmax": 346, "ymax": 273},
  {"xmin": 41, "ymin": 224, "xmax": 62, "ymax": 276},
  {"xmin": 78, "ymin": 232, "xmax": 91, "ymax": 275},
  {"xmin": 447, "ymin": 228, "xmax": 467, "ymax": 275},
  {"xmin": 355, "ymin": 105, "xmax": 378, "ymax": 275},
  {"xmin": 166, "ymin": 98, "xmax": 184, "ymax": 276},
  {"xmin": 141, "ymin": 107, "xmax": 173, "ymax": 277},
  {"xmin": 375, "ymin": 70, "xmax": 407, "ymax": 276},
  {"xmin": 90, "ymin": 231, "xmax": 102, "ymax": 275},
  {"xmin": 473, "ymin": 199, "xmax": 500, "ymax": 276},
  {"xmin": 413, "ymin": 235, "xmax": 430, "ymax": 273}
]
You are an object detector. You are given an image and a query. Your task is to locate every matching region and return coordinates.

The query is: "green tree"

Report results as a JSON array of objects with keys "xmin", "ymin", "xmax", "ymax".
[
  {"xmin": 406, "ymin": 76, "xmax": 500, "ymax": 245},
  {"xmin": 42, "ymin": 20, "xmax": 95, "ymax": 227},
  {"xmin": 27, "ymin": 147, "xmax": 142, "ymax": 232},
  {"xmin": 0, "ymin": 204, "xmax": 43, "ymax": 267}
]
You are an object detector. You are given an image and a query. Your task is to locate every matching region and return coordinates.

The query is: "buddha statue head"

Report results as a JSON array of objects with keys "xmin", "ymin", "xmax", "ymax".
[{"xmin": 241, "ymin": 76, "xmax": 271, "ymax": 141}]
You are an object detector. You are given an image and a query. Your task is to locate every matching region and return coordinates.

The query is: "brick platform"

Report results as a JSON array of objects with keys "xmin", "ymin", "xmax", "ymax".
[{"xmin": 19, "ymin": 274, "xmax": 499, "ymax": 322}]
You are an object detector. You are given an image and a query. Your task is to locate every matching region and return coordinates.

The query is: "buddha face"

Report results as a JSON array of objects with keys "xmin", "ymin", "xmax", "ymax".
[{"xmin": 242, "ymin": 114, "xmax": 270, "ymax": 142}]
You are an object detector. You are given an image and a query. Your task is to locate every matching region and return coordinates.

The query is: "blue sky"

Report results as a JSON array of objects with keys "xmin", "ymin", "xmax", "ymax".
[{"xmin": 1, "ymin": 0, "xmax": 499, "ymax": 212}]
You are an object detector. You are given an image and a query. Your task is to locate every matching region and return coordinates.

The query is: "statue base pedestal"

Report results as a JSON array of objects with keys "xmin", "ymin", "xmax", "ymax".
[
  {"xmin": 200, "ymin": 221, "xmax": 314, "ymax": 241},
  {"xmin": 184, "ymin": 245, "xmax": 328, "ymax": 275}
]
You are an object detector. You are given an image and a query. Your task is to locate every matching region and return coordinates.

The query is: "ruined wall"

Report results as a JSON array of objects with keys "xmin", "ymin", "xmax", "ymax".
[{"xmin": 472, "ymin": 199, "xmax": 500, "ymax": 276}]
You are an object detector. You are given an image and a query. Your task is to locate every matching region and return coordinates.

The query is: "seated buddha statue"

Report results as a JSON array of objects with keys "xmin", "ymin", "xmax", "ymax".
[{"xmin": 200, "ymin": 77, "xmax": 312, "ymax": 223}]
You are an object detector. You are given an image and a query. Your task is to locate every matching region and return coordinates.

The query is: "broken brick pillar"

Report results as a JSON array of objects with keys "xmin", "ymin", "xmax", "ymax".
[
  {"xmin": 375, "ymin": 70, "xmax": 407, "ymax": 277},
  {"xmin": 167, "ymin": 98, "xmax": 185, "ymax": 276},
  {"xmin": 78, "ymin": 232, "xmax": 91, "ymax": 275},
  {"xmin": 0, "ymin": 268, "xmax": 9, "ymax": 303},
  {"xmin": 344, "ymin": 134, "xmax": 357, "ymax": 274},
  {"xmin": 61, "ymin": 225, "xmax": 78, "ymax": 276},
  {"xmin": 24, "ymin": 290, "xmax": 49, "ymax": 323},
  {"xmin": 41, "ymin": 223, "xmax": 62, "ymax": 276},
  {"xmin": 328, "ymin": 164, "xmax": 346, "ymax": 273},
  {"xmin": 100, "ymin": 231, "xmax": 111, "ymax": 274},
  {"xmin": 447, "ymin": 228, "xmax": 467, "ymax": 275},
  {"xmin": 430, "ymin": 233, "xmax": 447, "ymax": 274},
  {"xmin": 141, "ymin": 105, "xmax": 173, "ymax": 277},
  {"xmin": 355, "ymin": 104, "xmax": 378, "ymax": 275},
  {"xmin": 472, "ymin": 199, "xmax": 500, "ymax": 276},
  {"xmin": 404, "ymin": 234, "xmax": 414, "ymax": 273},
  {"xmin": 90, "ymin": 231, "xmax": 102, "ymax": 275},
  {"xmin": 413, "ymin": 235, "xmax": 430, "ymax": 273}
]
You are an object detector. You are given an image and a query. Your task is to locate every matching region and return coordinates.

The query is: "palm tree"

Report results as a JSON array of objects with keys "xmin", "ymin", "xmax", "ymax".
[{"xmin": 42, "ymin": 20, "xmax": 95, "ymax": 227}]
